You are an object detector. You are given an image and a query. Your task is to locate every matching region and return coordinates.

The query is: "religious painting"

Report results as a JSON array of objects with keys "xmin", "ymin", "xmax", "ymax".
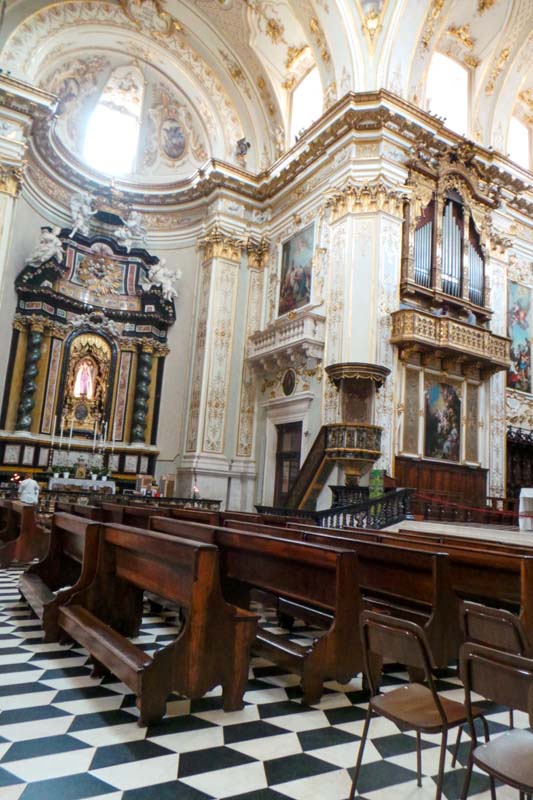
[
  {"xmin": 507, "ymin": 281, "xmax": 531, "ymax": 393},
  {"xmin": 278, "ymin": 223, "xmax": 315, "ymax": 316},
  {"xmin": 424, "ymin": 381, "xmax": 461, "ymax": 462},
  {"xmin": 160, "ymin": 119, "xmax": 186, "ymax": 160}
]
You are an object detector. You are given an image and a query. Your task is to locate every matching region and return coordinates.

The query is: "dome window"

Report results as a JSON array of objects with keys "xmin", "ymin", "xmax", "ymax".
[
  {"xmin": 289, "ymin": 67, "xmax": 323, "ymax": 145},
  {"xmin": 426, "ymin": 53, "xmax": 469, "ymax": 137},
  {"xmin": 83, "ymin": 65, "xmax": 145, "ymax": 176}
]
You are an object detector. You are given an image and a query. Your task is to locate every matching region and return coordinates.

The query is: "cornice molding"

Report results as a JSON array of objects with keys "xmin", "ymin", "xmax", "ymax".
[{"xmin": 22, "ymin": 90, "xmax": 533, "ymax": 220}]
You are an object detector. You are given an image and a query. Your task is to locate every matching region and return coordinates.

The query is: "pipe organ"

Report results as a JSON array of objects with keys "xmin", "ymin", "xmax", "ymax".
[{"xmin": 441, "ymin": 198, "xmax": 463, "ymax": 298}]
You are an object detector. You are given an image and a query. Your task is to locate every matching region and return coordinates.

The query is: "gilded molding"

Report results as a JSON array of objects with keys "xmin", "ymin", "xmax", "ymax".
[
  {"xmin": 118, "ymin": 0, "xmax": 184, "ymax": 38},
  {"xmin": 326, "ymin": 180, "xmax": 405, "ymax": 221},
  {"xmin": 0, "ymin": 164, "xmax": 24, "ymax": 197},
  {"xmin": 420, "ymin": 0, "xmax": 445, "ymax": 49},
  {"xmin": 485, "ymin": 48, "xmax": 510, "ymax": 95},
  {"xmin": 198, "ymin": 226, "xmax": 244, "ymax": 263}
]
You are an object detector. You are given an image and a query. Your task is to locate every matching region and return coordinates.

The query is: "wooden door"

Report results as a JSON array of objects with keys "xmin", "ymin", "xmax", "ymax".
[{"xmin": 274, "ymin": 422, "xmax": 302, "ymax": 507}]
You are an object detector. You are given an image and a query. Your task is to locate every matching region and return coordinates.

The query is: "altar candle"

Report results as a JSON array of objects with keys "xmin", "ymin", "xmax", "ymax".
[
  {"xmin": 51, "ymin": 415, "xmax": 56, "ymax": 449},
  {"xmin": 68, "ymin": 419, "xmax": 73, "ymax": 451},
  {"xmin": 59, "ymin": 418, "xmax": 64, "ymax": 450},
  {"xmin": 93, "ymin": 419, "xmax": 97, "ymax": 453}
]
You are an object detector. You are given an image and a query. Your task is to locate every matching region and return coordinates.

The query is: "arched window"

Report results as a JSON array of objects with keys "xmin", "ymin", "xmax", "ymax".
[
  {"xmin": 508, "ymin": 116, "xmax": 530, "ymax": 170},
  {"xmin": 83, "ymin": 65, "xmax": 144, "ymax": 176},
  {"xmin": 426, "ymin": 53, "xmax": 469, "ymax": 136},
  {"xmin": 289, "ymin": 67, "xmax": 323, "ymax": 144}
]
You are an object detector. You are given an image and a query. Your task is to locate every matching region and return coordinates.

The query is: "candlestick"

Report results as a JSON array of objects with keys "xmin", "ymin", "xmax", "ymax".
[
  {"xmin": 93, "ymin": 419, "xmax": 97, "ymax": 453},
  {"xmin": 51, "ymin": 415, "xmax": 56, "ymax": 449},
  {"xmin": 59, "ymin": 418, "xmax": 64, "ymax": 450},
  {"xmin": 68, "ymin": 419, "xmax": 73, "ymax": 451}
]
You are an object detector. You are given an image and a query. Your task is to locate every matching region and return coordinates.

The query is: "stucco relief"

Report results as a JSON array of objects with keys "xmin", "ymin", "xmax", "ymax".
[
  {"xmin": 488, "ymin": 257, "xmax": 507, "ymax": 337},
  {"xmin": 237, "ymin": 268, "xmax": 265, "ymax": 458},
  {"xmin": 375, "ymin": 217, "xmax": 401, "ymax": 472},
  {"xmin": 185, "ymin": 261, "xmax": 212, "ymax": 452},
  {"xmin": 322, "ymin": 218, "xmax": 346, "ymax": 423},
  {"xmin": 507, "ymin": 389, "xmax": 533, "ymax": 431},
  {"xmin": 142, "ymin": 83, "xmax": 208, "ymax": 170},
  {"xmin": 508, "ymin": 254, "xmax": 533, "ymax": 286},
  {"xmin": 203, "ymin": 261, "xmax": 239, "ymax": 453}
]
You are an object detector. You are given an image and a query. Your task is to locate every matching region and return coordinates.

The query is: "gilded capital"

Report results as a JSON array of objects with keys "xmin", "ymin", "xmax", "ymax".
[
  {"xmin": 326, "ymin": 180, "xmax": 405, "ymax": 222},
  {"xmin": 246, "ymin": 236, "xmax": 270, "ymax": 269},
  {"xmin": 0, "ymin": 164, "xmax": 24, "ymax": 197},
  {"xmin": 198, "ymin": 226, "xmax": 244, "ymax": 264}
]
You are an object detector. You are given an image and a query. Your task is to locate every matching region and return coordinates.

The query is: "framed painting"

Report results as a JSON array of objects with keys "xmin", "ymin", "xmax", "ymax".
[
  {"xmin": 424, "ymin": 381, "xmax": 461, "ymax": 462},
  {"xmin": 507, "ymin": 281, "xmax": 531, "ymax": 393},
  {"xmin": 278, "ymin": 223, "xmax": 315, "ymax": 316}
]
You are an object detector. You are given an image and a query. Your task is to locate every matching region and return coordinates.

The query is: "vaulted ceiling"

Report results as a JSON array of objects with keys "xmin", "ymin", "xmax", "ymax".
[{"xmin": 0, "ymin": 0, "xmax": 531, "ymax": 183}]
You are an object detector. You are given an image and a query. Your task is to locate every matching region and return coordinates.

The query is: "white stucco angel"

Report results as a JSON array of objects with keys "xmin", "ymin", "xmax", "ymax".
[
  {"xmin": 114, "ymin": 210, "xmax": 147, "ymax": 252},
  {"xmin": 146, "ymin": 258, "xmax": 182, "ymax": 302},
  {"xmin": 26, "ymin": 226, "xmax": 64, "ymax": 266},
  {"xmin": 70, "ymin": 191, "xmax": 97, "ymax": 237}
]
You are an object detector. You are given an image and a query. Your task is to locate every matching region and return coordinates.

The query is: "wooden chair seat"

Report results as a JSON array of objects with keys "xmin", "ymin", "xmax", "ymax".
[
  {"xmin": 460, "ymin": 642, "xmax": 533, "ymax": 799},
  {"xmin": 349, "ymin": 611, "xmax": 490, "ymax": 800},
  {"xmin": 472, "ymin": 729, "xmax": 533, "ymax": 790},
  {"xmin": 372, "ymin": 683, "xmax": 485, "ymax": 732}
]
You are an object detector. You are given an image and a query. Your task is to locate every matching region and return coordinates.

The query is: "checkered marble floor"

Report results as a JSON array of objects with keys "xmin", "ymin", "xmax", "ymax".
[{"xmin": 0, "ymin": 566, "xmax": 529, "ymax": 800}]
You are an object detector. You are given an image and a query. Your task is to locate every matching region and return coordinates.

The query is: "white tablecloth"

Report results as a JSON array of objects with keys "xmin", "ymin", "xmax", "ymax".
[
  {"xmin": 48, "ymin": 478, "xmax": 116, "ymax": 494},
  {"xmin": 519, "ymin": 488, "xmax": 533, "ymax": 531}
]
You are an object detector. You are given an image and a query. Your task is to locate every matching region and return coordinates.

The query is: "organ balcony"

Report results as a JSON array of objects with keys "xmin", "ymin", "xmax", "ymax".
[{"xmin": 390, "ymin": 308, "xmax": 511, "ymax": 375}]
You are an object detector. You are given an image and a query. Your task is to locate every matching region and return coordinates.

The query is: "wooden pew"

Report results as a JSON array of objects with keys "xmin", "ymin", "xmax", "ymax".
[
  {"xmin": 56, "ymin": 502, "xmax": 103, "ymax": 521},
  {"xmin": 57, "ymin": 524, "xmax": 258, "ymax": 724},
  {"xmin": 0, "ymin": 501, "xmax": 48, "ymax": 567},
  {"xmin": 149, "ymin": 516, "xmax": 363, "ymax": 704},
  {"xmin": 224, "ymin": 519, "xmax": 459, "ymax": 669},
  {"xmin": 168, "ymin": 507, "xmax": 220, "ymax": 526},
  {"xmin": 288, "ymin": 522, "xmax": 533, "ymax": 654},
  {"xmin": 18, "ymin": 513, "xmax": 101, "ymax": 641},
  {"xmin": 101, "ymin": 503, "xmax": 169, "ymax": 529}
]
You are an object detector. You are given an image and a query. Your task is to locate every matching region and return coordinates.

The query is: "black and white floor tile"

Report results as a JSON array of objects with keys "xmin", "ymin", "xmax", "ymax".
[{"xmin": 0, "ymin": 566, "xmax": 529, "ymax": 800}]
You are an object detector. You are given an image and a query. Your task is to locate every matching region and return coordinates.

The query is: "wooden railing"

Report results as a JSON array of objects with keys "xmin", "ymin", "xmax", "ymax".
[{"xmin": 316, "ymin": 488, "xmax": 414, "ymax": 529}]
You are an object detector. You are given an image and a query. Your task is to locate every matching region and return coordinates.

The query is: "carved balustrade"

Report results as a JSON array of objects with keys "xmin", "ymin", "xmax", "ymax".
[
  {"xmin": 248, "ymin": 310, "xmax": 325, "ymax": 371},
  {"xmin": 391, "ymin": 308, "xmax": 510, "ymax": 373}
]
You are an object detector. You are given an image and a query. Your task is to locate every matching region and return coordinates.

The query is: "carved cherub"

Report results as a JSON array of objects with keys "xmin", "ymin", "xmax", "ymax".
[
  {"xmin": 145, "ymin": 258, "xmax": 182, "ymax": 302},
  {"xmin": 70, "ymin": 191, "xmax": 97, "ymax": 237},
  {"xmin": 114, "ymin": 210, "xmax": 147, "ymax": 252},
  {"xmin": 26, "ymin": 226, "xmax": 64, "ymax": 266}
]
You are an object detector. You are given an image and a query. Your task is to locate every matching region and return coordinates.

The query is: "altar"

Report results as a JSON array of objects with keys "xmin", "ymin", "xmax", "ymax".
[
  {"xmin": 519, "ymin": 488, "xmax": 533, "ymax": 531},
  {"xmin": 48, "ymin": 478, "xmax": 116, "ymax": 494}
]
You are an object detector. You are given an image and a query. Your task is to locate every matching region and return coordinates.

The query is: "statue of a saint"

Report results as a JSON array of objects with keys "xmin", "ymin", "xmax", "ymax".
[
  {"xmin": 26, "ymin": 226, "xmax": 64, "ymax": 266},
  {"xmin": 73, "ymin": 358, "xmax": 95, "ymax": 399}
]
